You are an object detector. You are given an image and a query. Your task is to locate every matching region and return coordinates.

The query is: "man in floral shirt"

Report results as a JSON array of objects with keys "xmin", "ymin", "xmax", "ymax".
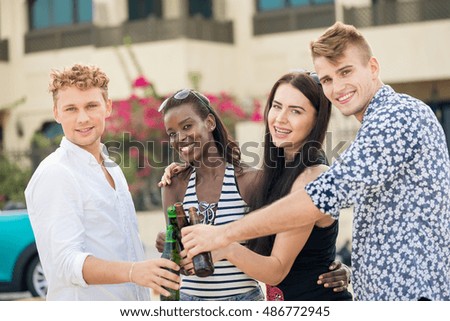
[
  {"xmin": 304, "ymin": 22, "xmax": 450, "ymax": 300},
  {"xmin": 181, "ymin": 22, "xmax": 450, "ymax": 301}
]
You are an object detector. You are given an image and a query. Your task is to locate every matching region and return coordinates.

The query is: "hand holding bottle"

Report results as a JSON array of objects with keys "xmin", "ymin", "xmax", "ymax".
[
  {"xmin": 188, "ymin": 207, "xmax": 215, "ymax": 277},
  {"xmin": 179, "ymin": 248, "xmax": 195, "ymax": 275},
  {"xmin": 160, "ymin": 224, "xmax": 181, "ymax": 301},
  {"xmin": 128, "ymin": 259, "xmax": 180, "ymax": 298}
]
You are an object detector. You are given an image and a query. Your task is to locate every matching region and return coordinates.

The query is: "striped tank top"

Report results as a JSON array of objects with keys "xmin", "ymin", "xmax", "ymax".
[{"xmin": 181, "ymin": 164, "xmax": 260, "ymax": 299}]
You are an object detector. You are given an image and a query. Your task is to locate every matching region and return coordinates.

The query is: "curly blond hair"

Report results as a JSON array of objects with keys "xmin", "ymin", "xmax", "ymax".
[{"xmin": 49, "ymin": 63, "xmax": 109, "ymax": 105}]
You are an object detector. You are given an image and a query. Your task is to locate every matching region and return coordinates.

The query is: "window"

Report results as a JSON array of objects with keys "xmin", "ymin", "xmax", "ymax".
[
  {"xmin": 314, "ymin": 0, "xmax": 334, "ymax": 4},
  {"xmin": 189, "ymin": 0, "xmax": 212, "ymax": 19},
  {"xmin": 28, "ymin": 0, "xmax": 92, "ymax": 30},
  {"xmin": 128, "ymin": 0, "xmax": 162, "ymax": 20},
  {"xmin": 290, "ymin": 0, "xmax": 310, "ymax": 6},
  {"xmin": 257, "ymin": 0, "xmax": 334, "ymax": 11},
  {"xmin": 259, "ymin": 0, "xmax": 284, "ymax": 11}
]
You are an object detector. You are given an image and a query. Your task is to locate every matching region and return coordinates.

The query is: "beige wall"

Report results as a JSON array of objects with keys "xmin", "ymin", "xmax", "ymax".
[
  {"xmin": 364, "ymin": 21, "xmax": 450, "ymax": 83},
  {"xmin": 1, "ymin": 0, "xmax": 449, "ymax": 155}
]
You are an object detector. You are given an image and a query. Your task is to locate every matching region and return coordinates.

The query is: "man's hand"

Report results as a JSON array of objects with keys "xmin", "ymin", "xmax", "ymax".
[
  {"xmin": 131, "ymin": 259, "xmax": 181, "ymax": 297},
  {"xmin": 181, "ymin": 224, "xmax": 229, "ymax": 257},
  {"xmin": 317, "ymin": 260, "xmax": 351, "ymax": 292}
]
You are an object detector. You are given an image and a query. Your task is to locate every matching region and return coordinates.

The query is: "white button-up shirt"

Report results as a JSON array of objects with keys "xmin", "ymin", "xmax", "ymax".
[{"xmin": 25, "ymin": 137, "xmax": 150, "ymax": 300}]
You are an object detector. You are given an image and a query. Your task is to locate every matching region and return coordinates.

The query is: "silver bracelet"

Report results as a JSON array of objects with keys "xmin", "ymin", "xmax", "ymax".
[{"xmin": 129, "ymin": 262, "xmax": 136, "ymax": 283}]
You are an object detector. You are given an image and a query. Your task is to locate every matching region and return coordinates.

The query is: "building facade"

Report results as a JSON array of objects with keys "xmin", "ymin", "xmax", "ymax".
[{"xmin": 0, "ymin": 0, "xmax": 449, "ymax": 160}]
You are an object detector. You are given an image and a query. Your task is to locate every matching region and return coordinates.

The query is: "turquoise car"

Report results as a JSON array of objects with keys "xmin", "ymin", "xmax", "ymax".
[{"xmin": 0, "ymin": 210, "xmax": 47, "ymax": 298}]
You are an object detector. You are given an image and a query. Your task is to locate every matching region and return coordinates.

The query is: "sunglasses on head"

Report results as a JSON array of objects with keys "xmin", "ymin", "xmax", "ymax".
[
  {"xmin": 158, "ymin": 88, "xmax": 211, "ymax": 113},
  {"xmin": 289, "ymin": 68, "xmax": 321, "ymax": 85}
]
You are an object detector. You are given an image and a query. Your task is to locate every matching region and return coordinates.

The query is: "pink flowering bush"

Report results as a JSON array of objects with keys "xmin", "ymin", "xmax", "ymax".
[
  {"xmin": 133, "ymin": 76, "xmax": 151, "ymax": 88},
  {"xmin": 250, "ymin": 98, "xmax": 263, "ymax": 122},
  {"xmin": 104, "ymin": 75, "xmax": 260, "ymax": 210}
]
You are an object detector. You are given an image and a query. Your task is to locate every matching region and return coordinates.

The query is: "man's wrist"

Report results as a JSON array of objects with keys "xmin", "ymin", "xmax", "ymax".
[{"xmin": 222, "ymin": 224, "xmax": 234, "ymax": 248}]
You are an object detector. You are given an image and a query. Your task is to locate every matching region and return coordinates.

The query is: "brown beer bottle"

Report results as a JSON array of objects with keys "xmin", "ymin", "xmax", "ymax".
[
  {"xmin": 160, "ymin": 224, "xmax": 180, "ymax": 301},
  {"xmin": 174, "ymin": 202, "xmax": 189, "ymax": 234},
  {"xmin": 188, "ymin": 207, "xmax": 215, "ymax": 277}
]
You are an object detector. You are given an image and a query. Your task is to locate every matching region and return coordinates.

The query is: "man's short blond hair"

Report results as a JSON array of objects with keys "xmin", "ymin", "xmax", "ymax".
[
  {"xmin": 310, "ymin": 21, "xmax": 373, "ymax": 64},
  {"xmin": 49, "ymin": 63, "xmax": 109, "ymax": 105}
]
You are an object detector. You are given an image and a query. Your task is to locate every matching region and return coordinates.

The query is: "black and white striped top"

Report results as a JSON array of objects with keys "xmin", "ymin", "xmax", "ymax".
[{"xmin": 181, "ymin": 164, "xmax": 260, "ymax": 299}]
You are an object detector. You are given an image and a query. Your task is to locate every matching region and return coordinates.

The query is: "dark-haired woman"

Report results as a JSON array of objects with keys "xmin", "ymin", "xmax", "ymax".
[
  {"xmin": 212, "ymin": 72, "xmax": 353, "ymax": 300},
  {"xmin": 158, "ymin": 89, "xmax": 264, "ymax": 300}
]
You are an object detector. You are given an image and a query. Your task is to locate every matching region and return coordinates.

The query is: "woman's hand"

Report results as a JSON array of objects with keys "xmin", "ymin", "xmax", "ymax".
[
  {"xmin": 179, "ymin": 249, "xmax": 195, "ymax": 275},
  {"xmin": 317, "ymin": 260, "xmax": 351, "ymax": 292},
  {"xmin": 155, "ymin": 230, "xmax": 165, "ymax": 253}
]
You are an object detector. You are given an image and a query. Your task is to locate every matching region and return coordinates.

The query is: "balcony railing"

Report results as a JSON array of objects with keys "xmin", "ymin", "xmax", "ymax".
[
  {"xmin": 96, "ymin": 17, "xmax": 233, "ymax": 47},
  {"xmin": 344, "ymin": 0, "xmax": 450, "ymax": 28},
  {"xmin": 25, "ymin": 18, "xmax": 233, "ymax": 53},
  {"xmin": 253, "ymin": 4, "xmax": 335, "ymax": 36},
  {"xmin": 25, "ymin": 24, "xmax": 94, "ymax": 53},
  {"xmin": 0, "ymin": 39, "xmax": 9, "ymax": 61}
]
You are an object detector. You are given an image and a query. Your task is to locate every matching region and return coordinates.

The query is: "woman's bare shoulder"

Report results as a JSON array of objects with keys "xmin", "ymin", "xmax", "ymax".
[
  {"xmin": 303, "ymin": 164, "xmax": 329, "ymax": 179},
  {"xmin": 161, "ymin": 167, "xmax": 193, "ymax": 202},
  {"xmin": 235, "ymin": 165, "xmax": 262, "ymax": 203},
  {"xmin": 292, "ymin": 164, "xmax": 329, "ymax": 190},
  {"xmin": 236, "ymin": 164, "xmax": 261, "ymax": 182}
]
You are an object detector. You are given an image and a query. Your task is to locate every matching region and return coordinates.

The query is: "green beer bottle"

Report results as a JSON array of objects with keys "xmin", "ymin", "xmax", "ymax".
[
  {"xmin": 167, "ymin": 205, "xmax": 183, "ymax": 251},
  {"xmin": 160, "ymin": 224, "xmax": 181, "ymax": 301}
]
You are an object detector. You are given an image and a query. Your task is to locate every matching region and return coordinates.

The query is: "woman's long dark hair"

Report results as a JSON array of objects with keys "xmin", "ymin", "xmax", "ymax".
[
  {"xmin": 161, "ymin": 90, "xmax": 242, "ymax": 171},
  {"xmin": 247, "ymin": 72, "xmax": 332, "ymax": 255}
]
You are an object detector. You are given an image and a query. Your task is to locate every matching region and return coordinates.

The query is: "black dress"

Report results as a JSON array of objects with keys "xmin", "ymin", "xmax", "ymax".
[{"xmin": 276, "ymin": 220, "xmax": 353, "ymax": 301}]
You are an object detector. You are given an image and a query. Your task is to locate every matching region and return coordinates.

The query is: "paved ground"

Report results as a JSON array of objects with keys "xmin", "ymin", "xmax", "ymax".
[{"xmin": 1, "ymin": 208, "xmax": 353, "ymax": 300}]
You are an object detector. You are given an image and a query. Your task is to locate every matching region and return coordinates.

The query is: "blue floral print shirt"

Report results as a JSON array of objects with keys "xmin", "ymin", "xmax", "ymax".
[{"xmin": 306, "ymin": 85, "xmax": 450, "ymax": 301}]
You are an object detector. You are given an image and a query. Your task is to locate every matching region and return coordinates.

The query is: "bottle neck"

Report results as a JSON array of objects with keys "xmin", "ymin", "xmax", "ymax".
[{"xmin": 165, "ymin": 225, "xmax": 176, "ymax": 243}]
